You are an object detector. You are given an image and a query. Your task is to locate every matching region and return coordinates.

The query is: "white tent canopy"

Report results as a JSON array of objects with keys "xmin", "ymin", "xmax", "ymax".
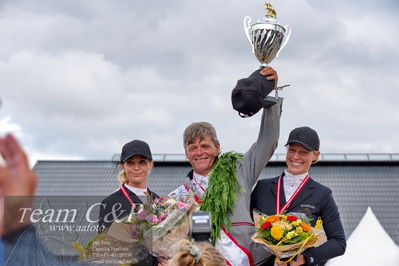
[{"xmin": 327, "ymin": 207, "xmax": 399, "ymax": 266}]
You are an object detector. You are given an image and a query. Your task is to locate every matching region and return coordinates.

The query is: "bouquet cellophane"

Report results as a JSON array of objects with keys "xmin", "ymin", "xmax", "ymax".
[
  {"xmin": 144, "ymin": 205, "xmax": 193, "ymax": 258},
  {"xmin": 122, "ymin": 196, "xmax": 197, "ymax": 259}
]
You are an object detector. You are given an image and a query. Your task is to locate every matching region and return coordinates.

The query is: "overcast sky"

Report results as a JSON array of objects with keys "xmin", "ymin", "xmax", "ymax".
[{"xmin": 0, "ymin": 0, "xmax": 398, "ymax": 165}]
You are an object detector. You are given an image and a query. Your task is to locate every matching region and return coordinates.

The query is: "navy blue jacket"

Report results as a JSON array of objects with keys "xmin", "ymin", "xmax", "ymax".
[
  {"xmin": 99, "ymin": 185, "xmax": 159, "ymax": 230},
  {"xmin": 251, "ymin": 175, "xmax": 346, "ymax": 266},
  {"xmin": 98, "ymin": 185, "xmax": 159, "ymax": 265}
]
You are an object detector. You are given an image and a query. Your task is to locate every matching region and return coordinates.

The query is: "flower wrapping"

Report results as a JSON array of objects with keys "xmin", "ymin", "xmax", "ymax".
[
  {"xmin": 120, "ymin": 195, "xmax": 197, "ymax": 259},
  {"xmin": 73, "ymin": 194, "xmax": 197, "ymax": 263},
  {"xmin": 144, "ymin": 198, "xmax": 196, "ymax": 258},
  {"xmin": 251, "ymin": 210, "xmax": 326, "ymax": 260}
]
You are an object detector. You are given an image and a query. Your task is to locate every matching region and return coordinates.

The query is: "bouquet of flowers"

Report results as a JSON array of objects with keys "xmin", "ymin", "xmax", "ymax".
[
  {"xmin": 72, "ymin": 195, "xmax": 197, "ymax": 264},
  {"xmin": 252, "ymin": 210, "xmax": 326, "ymax": 263},
  {"xmin": 108, "ymin": 195, "xmax": 197, "ymax": 259}
]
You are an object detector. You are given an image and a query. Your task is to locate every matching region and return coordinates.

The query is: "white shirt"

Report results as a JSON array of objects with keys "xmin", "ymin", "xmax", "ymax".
[
  {"xmin": 192, "ymin": 172, "xmax": 209, "ymax": 195},
  {"xmin": 124, "ymin": 184, "xmax": 148, "ymax": 196},
  {"xmin": 283, "ymin": 170, "xmax": 308, "ymax": 201}
]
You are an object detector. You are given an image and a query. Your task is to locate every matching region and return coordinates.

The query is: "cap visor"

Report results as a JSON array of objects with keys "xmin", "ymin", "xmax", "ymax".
[
  {"xmin": 285, "ymin": 141, "xmax": 315, "ymax": 151},
  {"xmin": 121, "ymin": 153, "xmax": 152, "ymax": 163}
]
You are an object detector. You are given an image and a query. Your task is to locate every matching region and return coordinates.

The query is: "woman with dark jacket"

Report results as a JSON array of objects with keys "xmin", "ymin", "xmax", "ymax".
[
  {"xmin": 98, "ymin": 139, "xmax": 160, "ymax": 265},
  {"xmin": 251, "ymin": 127, "xmax": 346, "ymax": 266},
  {"xmin": 99, "ymin": 139, "xmax": 159, "ymax": 230}
]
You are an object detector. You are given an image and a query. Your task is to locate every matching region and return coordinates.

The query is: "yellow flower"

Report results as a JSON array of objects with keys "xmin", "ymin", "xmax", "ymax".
[
  {"xmin": 296, "ymin": 226, "xmax": 303, "ymax": 234},
  {"xmin": 292, "ymin": 221, "xmax": 300, "ymax": 227},
  {"xmin": 271, "ymin": 225, "xmax": 284, "ymax": 240},
  {"xmin": 286, "ymin": 231, "xmax": 296, "ymax": 240}
]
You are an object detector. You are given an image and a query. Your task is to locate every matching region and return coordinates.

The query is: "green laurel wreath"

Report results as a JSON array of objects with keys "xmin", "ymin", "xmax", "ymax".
[{"xmin": 200, "ymin": 152, "xmax": 245, "ymax": 244}]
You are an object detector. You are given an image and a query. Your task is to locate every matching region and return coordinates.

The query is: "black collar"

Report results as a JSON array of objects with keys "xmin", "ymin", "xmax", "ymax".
[{"xmin": 187, "ymin": 169, "xmax": 194, "ymax": 180}]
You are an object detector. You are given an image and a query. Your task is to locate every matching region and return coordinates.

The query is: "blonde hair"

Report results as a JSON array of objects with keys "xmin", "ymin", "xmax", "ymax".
[
  {"xmin": 117, "ymin": 169, "xmax": 128, "ymax": 184},
  {"xmin": 167, "ymin": 239, "xmax": 226, "ymax": 266},
  {"xmin": 312, "ymin": 150, "xmax": 321, "ymax": 164}
]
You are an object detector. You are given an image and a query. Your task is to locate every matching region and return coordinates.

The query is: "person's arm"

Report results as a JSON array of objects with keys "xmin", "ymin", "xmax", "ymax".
[
  {"xmin": 98, "ymin": 196, "xmax": 125, "ymax": 232},
  {"xmin": 241, "ymin": 67, "xmax": 283, "ymax": 188},
  {"xmin": 98, "ymin": 199, "xmax": 108, "ymax": 232},
  {"xmin": 302, "ymin": 192, "xmax": 346, "ymax": 265}
]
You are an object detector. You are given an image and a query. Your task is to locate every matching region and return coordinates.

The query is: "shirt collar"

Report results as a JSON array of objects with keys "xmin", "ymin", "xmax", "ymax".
[
  {"xmin": 193, "ymin": 172, "xmax": 209, "ymax": 187},
  {"xmin": 284, "ymin": 170, "xmax": 308, "ymax": 182},
  {"xmin": 124, "ymin": 184, "xmax": 148, "ymax": 196}
]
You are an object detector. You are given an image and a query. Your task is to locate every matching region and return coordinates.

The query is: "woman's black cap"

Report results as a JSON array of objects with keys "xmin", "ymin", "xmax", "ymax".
[
  {"xmin": 120, "ymin": 140, "xmax": 152, "ymax": 163},
  {"xmin": 285, "ymin": 127, "xmax": 320, "ymax": 151}
]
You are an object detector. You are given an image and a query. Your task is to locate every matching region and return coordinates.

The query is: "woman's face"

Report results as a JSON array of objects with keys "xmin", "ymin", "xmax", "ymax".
[
  {"xmin": 286, "ymin": 143, "xmax": 320, "ymax": 175},
  {"xmin": 121, "ymin": 155, "xmax": 153, "ymax": 188}
]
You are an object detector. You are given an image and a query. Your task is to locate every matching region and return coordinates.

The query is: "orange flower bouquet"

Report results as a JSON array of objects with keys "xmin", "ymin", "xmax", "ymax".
[{"xmin": 252, "ymin": 211, "xmax": 326, "ymax": 263}]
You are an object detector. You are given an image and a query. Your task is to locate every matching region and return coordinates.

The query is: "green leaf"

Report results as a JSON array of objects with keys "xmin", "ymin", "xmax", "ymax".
[{"xmin": 200, "ymin": 152, "xmax": 244, "ymax": 244}]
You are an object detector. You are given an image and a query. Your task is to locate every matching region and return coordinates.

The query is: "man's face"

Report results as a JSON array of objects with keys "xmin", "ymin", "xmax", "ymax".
[
  {"xmin": 286, "ymin": 143, "xmax": 319, "ymax": 175},
  {"xmin": 185, "ymin": 136, "xmax": 220, "ymax": 176}
]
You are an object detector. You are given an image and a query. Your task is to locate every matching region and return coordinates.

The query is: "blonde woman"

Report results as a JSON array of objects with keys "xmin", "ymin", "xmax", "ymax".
[
  {"xmin": 251, "ymin": 127, "xmax": 346, "ymax": 265},
  {"xmin": 167, "ymin": 239, "xmax": 226, "ymax": 266},
  {"xmin": 98, "ymin": 139, "xmax": 159, "ymax": 230}
]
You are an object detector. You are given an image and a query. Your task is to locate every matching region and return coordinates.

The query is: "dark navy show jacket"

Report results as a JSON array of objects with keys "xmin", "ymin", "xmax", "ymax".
[
  {"xmin": 251, "ymin": 175, "xmax": 346, "ymax": 266},
  {"xmin": 98, "ymin": 185, "xmax": 159, "ymax": 230}
]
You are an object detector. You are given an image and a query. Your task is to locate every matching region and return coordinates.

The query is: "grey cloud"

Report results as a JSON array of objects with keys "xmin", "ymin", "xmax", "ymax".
[{"xmin": 0, "ymin": 0, "xmax": 398, "ymax": 162}]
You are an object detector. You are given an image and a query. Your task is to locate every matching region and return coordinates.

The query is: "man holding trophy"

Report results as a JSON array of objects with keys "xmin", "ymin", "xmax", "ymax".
[
  {"xmin": 167, "ymin": 4, "xmax": 293, "ymax": 266},
  {"xmin": 180, "ymin": 68, "xmax": 281, "ymax": 266}
]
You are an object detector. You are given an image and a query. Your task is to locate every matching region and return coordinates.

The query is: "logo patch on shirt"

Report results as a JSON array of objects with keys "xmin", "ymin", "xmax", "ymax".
[{"xmin": 301, "ymin": 204, "xmax": 315, "ymax": 209}]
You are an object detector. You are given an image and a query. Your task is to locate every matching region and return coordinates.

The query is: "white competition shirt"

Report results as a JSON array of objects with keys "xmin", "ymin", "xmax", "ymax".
[
  {"xmin": 192, "ymin": 172, "xmax": 209, "ymax": 195},
  {"xmin": 283, "ymin": 170, "xmax": 308, "ymax": 201},
  {"xmin": 124, "ymin": 184, "xmax": 148, "ymax": 196}
]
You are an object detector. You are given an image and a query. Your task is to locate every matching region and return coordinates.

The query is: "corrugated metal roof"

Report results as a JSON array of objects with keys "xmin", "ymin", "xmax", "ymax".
[
  {"xmin": 34, "ymin": 160, "xmax": 121, "ymax": 196},
  {"xmin": 34, "ymin": 160, "xmax": 191, "ymax": 196},
  {"xmin": 111, "ymin": 153, "xmax": 399, "ymax": 162},
  {"xmin": 33, "ymin": 159, "xmax": 399, "ymax": 248}
]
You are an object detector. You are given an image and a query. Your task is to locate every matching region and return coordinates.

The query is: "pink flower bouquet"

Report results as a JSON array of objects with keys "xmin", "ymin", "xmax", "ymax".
[{"xmin": 108, "ymin": 195, "xmax": 197, "ymax": 259}]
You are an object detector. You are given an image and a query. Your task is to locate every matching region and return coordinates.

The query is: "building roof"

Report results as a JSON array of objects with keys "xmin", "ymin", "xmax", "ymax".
[
  {"xmin": 33, "ymin": 154, "xmax": 399, "ymax": 252},
  {"xmin": 112, "ymin": 153, "xmax": 399, "ymax": 163}
]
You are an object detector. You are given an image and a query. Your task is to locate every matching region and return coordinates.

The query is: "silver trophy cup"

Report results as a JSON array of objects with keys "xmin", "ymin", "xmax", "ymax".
[{"xmin": 243, "ymin": 3, "xmax": 291, "ymax": 105}]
